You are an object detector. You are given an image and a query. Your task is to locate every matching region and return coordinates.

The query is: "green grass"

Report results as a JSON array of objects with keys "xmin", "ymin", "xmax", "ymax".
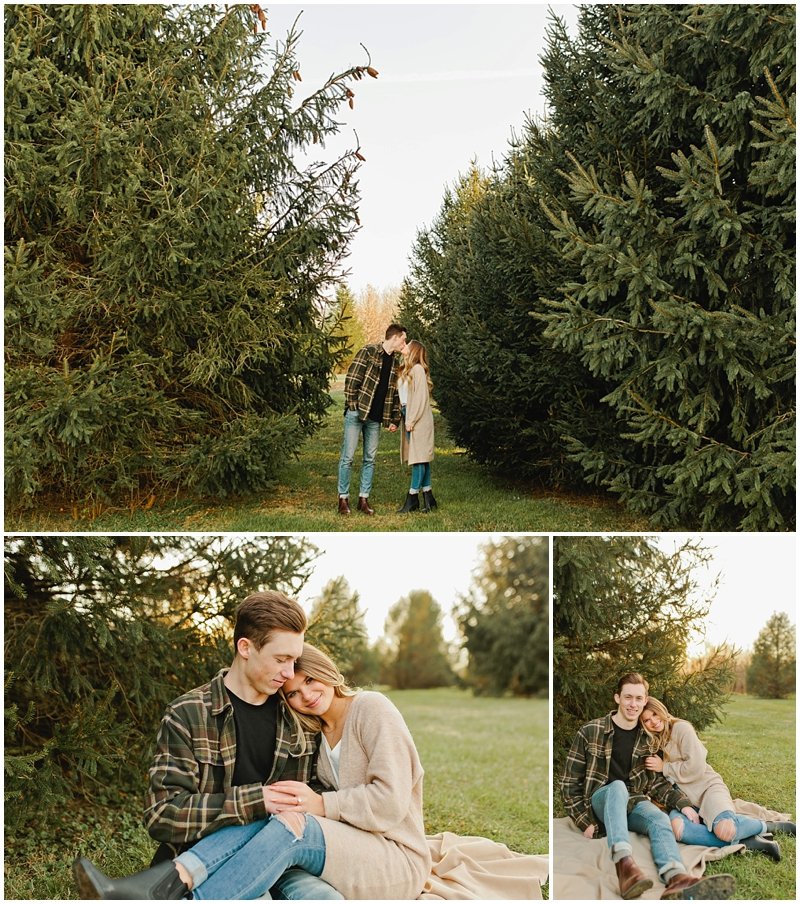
[
  {"xmin": 554, "ymin": 694, "xmax": 796, "ymax": 900},
  {"xmin": 4, "ymin": 687, "xmax": 547, "ymax": 900},
  {"xmin": 6, "ymin": 388, "xmax": 647, "ymax": 532}
]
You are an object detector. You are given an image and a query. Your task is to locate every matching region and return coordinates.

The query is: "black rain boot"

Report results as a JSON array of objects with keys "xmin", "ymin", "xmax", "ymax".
[
  {"xmin": 766, "ymin": 820, "xmax": 796, "ymax": 837},
  {"xmin": 73, "ymin": 857, "xmax": 189, "ymax": 900},
  {"xmin": 742, "ymin": 834, "xmax": 781, "ymax": 862},
  {"xmin": 422, "ymin": 489, "xmax": 437, "ymax": 511},
  {"xmin": 397, "ymin": 492, "xmax": 420, "ymax": 514}
]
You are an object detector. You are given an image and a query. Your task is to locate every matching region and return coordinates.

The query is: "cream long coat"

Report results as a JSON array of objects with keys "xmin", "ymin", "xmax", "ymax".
[
  {"xmin": 315, "ymin": 692, "xmax": 431, "ymax": 900},
  {"xmin": 661, "ymin": 719, "xmax": 736, "ymax": 827},
  {"xmin": 400, "ymin": 364, "xmax": 435, "ymax": 465}
]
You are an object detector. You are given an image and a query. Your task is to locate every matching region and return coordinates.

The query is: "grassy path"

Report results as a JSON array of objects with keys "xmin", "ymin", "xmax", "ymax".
[{"xmin": 7, "ymin": 387, "xmax": 647, "ymax": 532}]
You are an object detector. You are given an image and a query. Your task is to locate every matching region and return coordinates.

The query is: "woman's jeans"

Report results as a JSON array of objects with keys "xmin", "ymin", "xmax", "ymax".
[
  {"xmin": 591, "ymin": 781, "xmax": 684, "ymax": 880},
  {"xmin": 338, "ymin": 410, "xmax": 381, "ymax": 497},
  {"xmin": 175, "ymin": 815, "xmax": 330, "ymax": 900},
  {"xmin": 410, "ymin": 462, "xmax": 431, "ymax": 491},
  {"xmin": 670, "ymin": 808, "xmax": 766, "ymax": 846}
]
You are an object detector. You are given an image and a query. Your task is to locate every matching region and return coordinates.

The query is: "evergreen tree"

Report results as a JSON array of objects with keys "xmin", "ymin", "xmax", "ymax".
[
  {"xmin": 553, "ymin": 535, "xmax": 735, "ymax": 770},
  {"xmin": 539, "ymin": 4, "xmax": 796, "ymax": 529},
  {"xmin": 382, "ymin": 590, "xmax": 455, "ymax": 689},
  {"xmin": 457, "ymin": 536, "xmax": 549, "ymax": 696},
  {"xmin": 747, "ymin": 611, "xmax": 796, "ymax": 698},
  {"xmin": 330, "ymin": 285, "xmax": 366, "ymax": 373},
  {"xmin": 5, "ymin": 5, "xmax": 376, "ymax": 508},
  {"xmin": 3, "ymin": 534, "xmax": 333, "ymax": 823},
  {"xmin": 306, "ymin": 576, "xmax": 373, "ymax": 683}
]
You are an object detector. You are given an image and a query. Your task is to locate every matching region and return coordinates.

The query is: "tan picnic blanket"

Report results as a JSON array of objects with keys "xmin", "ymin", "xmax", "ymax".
[
  {"xmin": 419, "ymin": 832, "xmax": 548, "ymax": 900},
  {"xmin": 730, "ymin": 798, "xmax": 791, "ymax": 823},
  {"xmin": 552, "ymin": 817, "xmax": 742, "ymax": 900}
]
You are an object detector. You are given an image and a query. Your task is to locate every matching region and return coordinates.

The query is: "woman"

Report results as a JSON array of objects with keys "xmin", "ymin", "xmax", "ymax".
[
  {"xmin": 641, "ymin": 696, "xmax": 794, "ymax": 862},
  {"xmin": 397, "ymin": 339, "xmax": 437, "ymax": 514},
  {"xmin": 74, "ymin": 644, "xmax": 431, "ymax": 900}
]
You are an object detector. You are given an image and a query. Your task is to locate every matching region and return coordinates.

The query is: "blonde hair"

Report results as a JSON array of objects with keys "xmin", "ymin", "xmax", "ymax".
[
  {"xmin": 280, "ymin": 644, "xmax": 357, "ymax": 754},
  {"xmin": 400, "ymin": 340, "xmax": 433, "ymax": 391},
  {"xmin": 640, "ymin": 695, "xmax": 680, "ymax": 754}
]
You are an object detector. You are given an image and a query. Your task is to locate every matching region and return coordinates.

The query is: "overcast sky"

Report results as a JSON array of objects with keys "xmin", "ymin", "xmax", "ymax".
[{"xmin": 263, "ymin": 3, "xmax": 581, "ymax": 293}]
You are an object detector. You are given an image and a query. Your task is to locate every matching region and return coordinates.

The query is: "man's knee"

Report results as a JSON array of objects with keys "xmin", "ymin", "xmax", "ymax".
[
  {"xmin": 671, "ymin": 816, "xmax": 684, "ymax": 841},
  {"xmin": 277, "ymin": 812, "xmax": 306, "ymax": 840}
]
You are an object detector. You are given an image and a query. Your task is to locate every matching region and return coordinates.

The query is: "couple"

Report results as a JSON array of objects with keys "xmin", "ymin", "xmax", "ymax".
[
  {"xmin": 74, "ymin": 591, "xmax": 543, "ymax": 900},
  {"xmin": 337, "ymin": 323, "xmax": 436, "ymax": 517},
  {"xmin": 560, "ymin": 672, "xmax": 795, "ymax": 900}
]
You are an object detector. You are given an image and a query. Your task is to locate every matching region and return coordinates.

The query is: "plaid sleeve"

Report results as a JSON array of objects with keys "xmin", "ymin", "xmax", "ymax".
[
  {"xmin": 142, "ymin": 706, "xmax": 267, "ymax": 845},
  {"xmin": 345, "ymin": 347, "xmax": 370, "ymax": 410},
  {"xmin": 560, "ymin": 727, "xmax": 596, "ymax": 832},
  {"xmin": 648, "ymin": 772, "xmax": 692, "ymax": 813}
]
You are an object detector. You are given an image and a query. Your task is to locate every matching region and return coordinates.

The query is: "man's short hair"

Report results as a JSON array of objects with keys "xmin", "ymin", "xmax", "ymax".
[
  {"xmin": 616, "ymin": 671, "xmax": 649, "ymax": 694},
  {"xmin": 385, "ymin": 323, "xmax": 408, "ymax": 340},
  {"xmin": 234, "ymin": 591, "xmax": 307, "ymax": 651}
]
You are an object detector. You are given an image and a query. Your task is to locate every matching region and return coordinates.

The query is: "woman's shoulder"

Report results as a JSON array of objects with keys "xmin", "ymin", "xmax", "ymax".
[
  {"xmin": 670, "ymin": 719, "xmax": 700, "ymax": 743},
  {"xmin": 351, "ymin": 690, "xmax": 398, "ymax": 715}
]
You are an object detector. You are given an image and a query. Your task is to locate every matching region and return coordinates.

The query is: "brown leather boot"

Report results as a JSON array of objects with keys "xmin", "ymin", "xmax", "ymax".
[
  {"xmin": 357, "ymin": 496, "xmax": 374, "ymax": 515},
  {"xmin": 661, "ymin": 873, "xmax": 735, "ymax": 900},
  {"xmin": 615, "ymin": 856, "xmax": 653, "ymax": 899},
  {"xmin": 337, "ymin": 496, "xmax": 351, "ymax": 515}
]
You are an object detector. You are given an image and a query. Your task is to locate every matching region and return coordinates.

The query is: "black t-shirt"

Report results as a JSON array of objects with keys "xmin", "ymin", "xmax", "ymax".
[
  {"xmin": 367, "ymin": 351, "xmax": 394, "ymax": 422},
  {"xmin": 607, "ymin": 722, "xmax": 639, "ymax": 786},
  {"xmin": 227, "ymin": 688, "xmax": 278, "ymax": 786}
]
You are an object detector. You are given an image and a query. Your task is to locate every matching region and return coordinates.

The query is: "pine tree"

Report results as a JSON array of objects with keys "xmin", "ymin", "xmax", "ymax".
[
  {"xmin": 3, "ymin": 534, "xmax": 341, "ymax": 823},
  {"xmin": 306, "ymin": 576, "xmax": 373, "ymax": 682},
  {"xmin": 382, "ymin": 591, "xmax": 455, "ymax": 689},
  {"xmin": 539, "ymin": 4, "xmax": 796, "ymax": 529},
  {"xmin": 457, "ymin": 536, "xmax": 549, "ymax": 696},
  {"xmin": 330, "ymin": 285, "xmax": 366, "ymax": 373},
  {"xmin": 747, "ymin": 611, "xmax": 796, "ymax": 698},
  {"xmin": 553, "ymin": 535, "xmax": 736, "ymax": 770},
  {"xmin": 5, "ymin": 5, "xmax": 375, "ymax": 508}
]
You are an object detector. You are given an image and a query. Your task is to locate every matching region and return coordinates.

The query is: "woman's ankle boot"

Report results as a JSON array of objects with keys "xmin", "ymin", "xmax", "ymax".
[
  {"xmin": 73, "ymin": 857, "xmax": 189, "ymax": 899},
  {"xmin": 422, "ymin": 489, "xmax": 437, "ymax": 511},
  {"xmin": 742, "ymin": 834, "xmax": 781, "ymax": 862},
  {"xmin": 766, "ymin": 820, "xmax": 796, "ymax": 836},
  {"xmin": 397, "ymin": 492, "xmax": 420, "ymax": 514}
]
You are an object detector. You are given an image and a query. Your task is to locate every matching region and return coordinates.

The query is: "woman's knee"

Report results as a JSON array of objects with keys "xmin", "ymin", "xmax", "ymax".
[
  {"xmin": 276, "ymin": 812, "xmax": 306, "ymax": 840},
  {"xmin": 670, "ymin": 816, "xmax": 684, "ymax": 841},
  {"xmin": 713, "ymin": 817, "xmax": 736, "ymax": 843}
]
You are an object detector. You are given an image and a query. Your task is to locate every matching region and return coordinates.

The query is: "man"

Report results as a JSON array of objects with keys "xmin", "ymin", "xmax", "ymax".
[
  {"xmin": 337, "ymin": 323, "xmax": 407, "ymax": 515},
  {"xmin": 560, "ymin": 672, "xmax": 735, "ymax": 901},
  {"xmin": 73, "ymin": 591, "xmax": 342, "ymax": 900}
]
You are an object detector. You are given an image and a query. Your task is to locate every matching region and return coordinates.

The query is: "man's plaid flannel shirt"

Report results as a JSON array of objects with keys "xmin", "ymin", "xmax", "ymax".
[
  {"xmin": 560, "ymin": 711, "xmax": 692, "ymax": 836},
  {"xmin": 344, "ymin": 343, "xmax": 402, "ymax": 427},
  {"xmin": 143, "ymin": 669, "xmax": 319, "ymax": 855}
]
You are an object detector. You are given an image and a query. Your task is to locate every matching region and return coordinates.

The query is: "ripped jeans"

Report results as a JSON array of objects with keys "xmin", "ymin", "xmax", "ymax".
[{"xmin": 176, "ymin": 814, "xmax": 330, "ymax": 900}]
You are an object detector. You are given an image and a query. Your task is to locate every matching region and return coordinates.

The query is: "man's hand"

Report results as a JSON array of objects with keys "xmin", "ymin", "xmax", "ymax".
[
  {"xmin": 644, "ymin": 756, "xmax": 664, "ymax": 772},
  {"xmin": 583, "ymin": 824, "xmax": 596, "ymax": 838},
  {"xmin": 263, "ymin": 783, "xmax": 301, "ymax": 815},
  {"xmin": 681, "ymin": 806, "xmax": 700, "ymax": 824},
  {"xmin": 388, "ymin": 424, "xmax": 398, "ymax": 433}
]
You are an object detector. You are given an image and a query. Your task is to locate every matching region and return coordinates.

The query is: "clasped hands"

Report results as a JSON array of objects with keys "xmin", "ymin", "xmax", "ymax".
[{"xmin": 262, "ymin": 780, "xmax": 324, "ymax": 817}]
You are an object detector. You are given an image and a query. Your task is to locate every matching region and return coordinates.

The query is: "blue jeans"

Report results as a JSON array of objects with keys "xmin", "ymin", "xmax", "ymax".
[
  {"xmin": 338, "ymin": 409, "xmax": 381, "ymax": 497},
  {"xmin": 271, "ymin": 868, "xmax": 342, "ymax": 900},
  {"xmin": 591, "ymin": 781, "xmax": 684, "ymax": 881},
  {"xmin": 670, "ymin": 807, "xmax": 766, "ymax": 846},
  {"xmin": 410, "ymin": 462, "xmax": 431, "ymax": 491},
  {"xmin": 175, "ymin": 815, "xmax": 330, "ymax": 900}
]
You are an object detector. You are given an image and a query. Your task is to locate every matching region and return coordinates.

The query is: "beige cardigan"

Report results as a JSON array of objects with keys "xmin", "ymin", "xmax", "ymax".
[
  {"xmin": 316, "ymin": 692, "xmax": 431, "ymax": 899},
  {"xmin": 401, "ymin": 363, "xmax": 435, "ymax": 465},
  {"xmin": 661, "ymin": 720, "xmax": 735, "ymax": 827}
]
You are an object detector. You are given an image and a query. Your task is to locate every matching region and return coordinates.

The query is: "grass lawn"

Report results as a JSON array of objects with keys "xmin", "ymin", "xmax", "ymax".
[
  {"xmin": 6, "ymin": 387, "xmax": 647, "ymax": 533},
  {"xmin": 4, "ymin": 687, "xmax": 547, "ymax": 900},
  {"xmin": 553, "ymin": 694, "xmax": 796, "ymax": 900}
]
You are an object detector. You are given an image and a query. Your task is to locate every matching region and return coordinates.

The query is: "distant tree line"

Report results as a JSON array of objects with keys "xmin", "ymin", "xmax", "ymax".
[
  {"xmin": 398, "ymin": 5, "xmax": 795, "ymax": 530},
  {"xmin": 4, "ymin": 534, "xmax": 547, "ymax": 825}
]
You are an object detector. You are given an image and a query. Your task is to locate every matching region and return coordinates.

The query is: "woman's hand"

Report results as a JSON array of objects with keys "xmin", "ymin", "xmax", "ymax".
[
  {"xmin": 644, "ymin": 756, "xmax": 664, "ymax": 772},
  {"xmin": 583, "ymin": 824, "xmax": 596, "ymax": 838},
  {"xmin": 267, "ymin": 780, "xmax": 325, "ymax": 817}
]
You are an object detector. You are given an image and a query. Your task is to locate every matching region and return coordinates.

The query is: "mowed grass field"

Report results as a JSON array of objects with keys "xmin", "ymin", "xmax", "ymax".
[
  {"xmin": 554, "ymin": 694, "xmax": 796, "ymax": 900},
  {"xmin": 4, "ymin": 687, "xmax": 547, "ymax": 900},
  {"xmin": 7, "ymin": 387, "xmax": 647, "ymax": 533}
]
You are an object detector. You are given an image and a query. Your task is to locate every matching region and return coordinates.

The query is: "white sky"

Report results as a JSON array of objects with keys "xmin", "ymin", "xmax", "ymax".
[
  {"xmin": 263, "ymin": 3, "xmax": 580, "ymax": 293},
  {"xmin": 296, "ymin": 532, "xmax": 508, "ymax": 641},
  {"xmin": 653, "ymin": 533, "xmax": 797, "ymax": 658}
]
